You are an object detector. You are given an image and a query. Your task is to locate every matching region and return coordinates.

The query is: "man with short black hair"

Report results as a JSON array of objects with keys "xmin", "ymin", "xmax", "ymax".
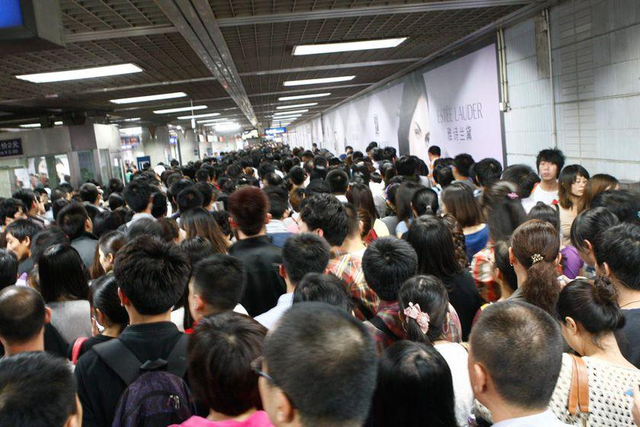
[
  {"xmin": 326, "ymin": 169, "xmax": 349, "ymax": 202},
  {"xmin": 12, "ymin": 188, "xmax": 46, "ymax": 229},
  {"xmin": 195, "ymin": 168, "xmax": 210, "ymax": 183},
  {"xmin": 469, "ymin": 301, "xmax": 567, "ymax": 426},
  {"xmin": 0, "ymin": 286, "xmax": 50, "ymax": 355},
  {"xmin": 0, "ymin": 198, "xmax": 26, "ymax": 229},
  {"xmin": 80, "ymin": 182, "xmax": 103, "ymax": 209},
  {"xmin": 531, "ymin": 148, "xmax": 566, "ymax": 206},
  {"xmin": 256, "ymin": 233, "xmax": 331, "ymax": 329},
  {"xmin": 187, "ymin": 254, "xmax": 248, "ymax": 333},
  {"xmin": 594, "ymin": 222, "xmax": 640, "ymax": 367},
  {"xmin": 57, "ymin": 202, "xmax": 98, "ymax": 269},
  {"xmin": 193, "ymin": 181, "xmax": 215, "ymax": 211},
  {"xmin": 5, "ymin": 219, "xmax": 39, "ymax": 275},
  {"xmin": 362, "ymin": 237, "xmax": 418, "ymax": 351},
  {"xmin": 452, "ymin": 154, "xmax": 476, "ymax": 192},
  {"xmin": 474, "ymin": 158, "xmax": 503, "ymax": 189},
  {"xmin": 264, "ymin": 186, "xmax": 293, "ymax": 248},
  {"xmin": 300, "ymin": 195, "xmax": 379, "ymax": 320},
  {"xmin": 258, "ymin": 302, "xmax": 378, "ymax": 427},
  {"xmin": 0, "ymin": 352, "xmax": 83, "ymax": 427},
  {"xmin": 0, "ymin": 249, "xmax": 18, "ymax": 290},
  {"xmin": 227, "ymin": 187, "xmax": 285, "ymax": 317},
  {"xmin": 122, "ymin": 180, "xmax": 154, "ymax": 228},
  {"xmin": 75, "ymin": 236, "xmax": 191, "ymax": 426},
  {"xmin": 175, "ymin": 186, "xmax": 204, "ymax": 218}
]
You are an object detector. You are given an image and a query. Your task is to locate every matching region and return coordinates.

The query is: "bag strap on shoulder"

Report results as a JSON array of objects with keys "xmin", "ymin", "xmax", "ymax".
[
  {"xmin": 369, "ymin": 316, "xmax": 400, "ymax": 341},
  {"xmin": 93, "ymin": 339, "xmax": 142, "ymax": 386},
  {"xmin": 166, "ymin": 334, "xmax": 189, "ymax": 378},
  {"xmin": 568, "ymin": 354, "xmax": 589, "ymax": 416},
  {"xmin": 71, "ymin": 337, "xmax": 89, "ymax": 365}
]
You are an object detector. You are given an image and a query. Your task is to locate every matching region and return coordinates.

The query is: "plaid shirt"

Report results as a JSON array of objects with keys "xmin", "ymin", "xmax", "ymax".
[
  {"xmin": 327, "ymin": 249, "xmax": 380, "ymax": 321},
  {"xmin": 366, "ymin": 301, "xmax": 464, "ymax": 353},
  {"xmin": 471, "ymin": 244, "xmax": 499, "ymax": 302}
]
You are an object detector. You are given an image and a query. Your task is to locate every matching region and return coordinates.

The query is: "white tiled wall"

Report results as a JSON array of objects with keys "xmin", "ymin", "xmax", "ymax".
[{"xmin": 504, "ymin": 0, "xmax": 640, "ymax": 181}]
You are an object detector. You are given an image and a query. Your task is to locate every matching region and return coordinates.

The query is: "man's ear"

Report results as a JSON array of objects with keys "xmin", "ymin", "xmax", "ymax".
[
  {"xmin": 603, "ymin": 262, "xmax": 612, "ymax": 278},
  {"xmin": 23, "ymin": 236, "xmax": 31, "ymax": 249},
  {"xmin": 279, "ymin": 264, "xmax": 287, "ymax": 280},
  {"xmin": 508, "ymin": 247, "xmax": 516, "ymax": 266},
  {"xmin": 266, "ymin": 213, "xmax": 272, "ymax": 225},
  {"xmin": 117, "ymin": 287, "xmax": 130, "ymax": 307},
  {"xmin": 44, "ymin": 307, "xmax": 52, "ymax": 325},
  {"xmin": 275, "ymin": 389, "xmax": 296, "ymax": 424},
  {"xmin": 471, "ymin": 362, "xmax": 489, "ymax": 396}
]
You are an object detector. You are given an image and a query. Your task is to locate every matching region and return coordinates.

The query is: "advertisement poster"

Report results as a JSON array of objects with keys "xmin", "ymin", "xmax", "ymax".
[{"xmin": 422, "ymin": 44, "xmax": 503, "ymax": 163}]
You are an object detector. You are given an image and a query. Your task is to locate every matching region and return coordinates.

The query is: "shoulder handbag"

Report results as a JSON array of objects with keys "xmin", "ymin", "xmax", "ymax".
[{"xmin": 568, "ymin": 354, "xmax": 590, "ymax": 426}]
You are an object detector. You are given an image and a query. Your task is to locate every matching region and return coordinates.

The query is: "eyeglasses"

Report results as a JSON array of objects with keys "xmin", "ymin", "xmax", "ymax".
[{"xmin": 251, "ymin": 356, "xmax": 278, "ymax": 386}]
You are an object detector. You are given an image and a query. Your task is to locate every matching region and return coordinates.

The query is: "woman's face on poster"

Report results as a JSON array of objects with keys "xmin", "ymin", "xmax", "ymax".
[{"xmin": 408, "ymin": 94, "xmax": 430, "ymax": 158}]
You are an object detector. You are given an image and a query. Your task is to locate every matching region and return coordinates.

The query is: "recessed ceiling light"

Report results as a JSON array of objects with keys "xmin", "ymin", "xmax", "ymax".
[
  {"xmin": 16, "ymin": 63, "xmax": 143, "ymax": 83},
  {"xmin": 177, "ymin": 112, "xmax": 221, "ymax": 120},
  {"xmin": 293, "ymin": 38, "xmax": 407, "ymax": 56},
  {"xmin": 278, "ymin": 93, "xmax": 331, "ymax": 101},
  {"xmin": 111, "ymin": 92, "xmax": 187, "ymax": 104},
  {"xmin": 20, "ymin": 123, "xmax": 41, "ymax": 128},
  {"xmin": 284, "ymin": 76, "xmax": 355, "ymax": 87},
  {"xmin": 276, "ymin": 103, "xmax": 317, "ymax": 110},
  {"xmin": 274, "ymin": 109, "xmax": 308, "ymax": 116},
  {"xmin": 153, "ymin": 105, "xmax": 208, "ymax": 114}
]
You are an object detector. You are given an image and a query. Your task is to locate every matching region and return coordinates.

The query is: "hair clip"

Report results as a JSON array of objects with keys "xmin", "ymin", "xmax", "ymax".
[
  {"xmin": 507, "ymin": 192, "xmax": 519, "ymax": 200},
  {"xmin": 403, "ymin": 302, "xmax": 430, "ymax": 335},
  {"xmin": 531, "ymin": 253, "xmax": 544, "ymax": 265}
]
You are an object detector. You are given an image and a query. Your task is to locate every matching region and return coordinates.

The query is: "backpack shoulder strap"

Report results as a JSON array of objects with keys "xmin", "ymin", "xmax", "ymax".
[
  {"xmin": 93, "ymin": 339, "xmax": 142, "ymax": 386},
  {"xmin": 71, "ymin": 337, "xmax": 89, "ymax": 365},
  {"xmin": 166, "ymin": 334, "xmax": 189, "ymax": 378},
  {"xmin": 369, "ymin": 316, "xmax": 400, "ymax": 341}
]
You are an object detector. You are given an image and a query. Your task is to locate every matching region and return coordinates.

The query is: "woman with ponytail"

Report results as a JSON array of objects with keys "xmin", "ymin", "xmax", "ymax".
[
  {"xmin": 398, "ymin": 275, "xmax": 473, "ymax": 427},
  {"xmin": 471, "ymin": 181, "xmax": 527, "ymax": 302},
  {"xmin": 509, "ymin": 220, "xmax": 562, "ymax": 315},
  {"xmin": 549, "ymin": 277, "xmax": 640, "ymax": 426}
]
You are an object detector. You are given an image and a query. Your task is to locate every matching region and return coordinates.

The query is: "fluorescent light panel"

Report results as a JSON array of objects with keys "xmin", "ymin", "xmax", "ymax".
[
  {"xmin": 120, "ymin": 127, "xmax": 143, "ymax": 135},
  {"xmin": 278, "ymin": 93, "xmax": 330, "ymax": 101},
  {"xmin": 54, "ymin": 121, "xmax": 63, "ymax": 125},
  {"xmin": 276, "ymin": 103, "xmax": 317, "ymax": 110},
  {"xmin": 153, "ymin": 105, "xmax": 207, "ymax": 114},
  {"xmin": 274, "ymin": 109, "xmax": 308, "ymax": 116},
  {"xmin": 177, "ymin": 112, "xmax": 221, "ymax": 120},
  {"xmin": 20, "ymin": 123, "xmax": 41, "ymax": 128},
  {"xmin": 124, "ymin": 117, "xmax": 140, "ymax": 122},
  {"xmin": 16, "ymin": 63, "xmax": 143, "ymax": 83},
  {"xmin": 111, "ymin": 92, "xmax": 187, "ymax": 104},
  {"xmin": 284, "ymin": 76, "xmax": 355, "ymax": 87},
  {"xmin": 198, "ymin": 118, "xmax": 227, "ymax": 124},
  {"xmin": 293, "ymin": 38, "xmax": 407, "ymax": 56}
]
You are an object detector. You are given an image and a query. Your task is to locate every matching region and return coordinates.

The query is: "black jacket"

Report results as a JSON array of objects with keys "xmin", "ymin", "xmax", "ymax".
[
  {"xmin": 228, "ymin": 235, "xmax": 286, "ymax": 317},
  {"xmin": 71, "ymin": 232, "xmax": 98, "ymax": 270},
  {"xmin": 74, "ymin": 322, "xmax": 185, "ymax": 427}
]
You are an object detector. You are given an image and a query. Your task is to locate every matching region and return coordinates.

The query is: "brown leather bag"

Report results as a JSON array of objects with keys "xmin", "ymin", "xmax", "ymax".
[{"xmin": 568, "ymin": 354, "xmax": 590, "ymax": 426}]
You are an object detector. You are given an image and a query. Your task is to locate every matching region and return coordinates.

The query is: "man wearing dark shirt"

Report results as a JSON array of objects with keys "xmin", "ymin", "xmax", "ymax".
[
  {"xmin": 74, "ymin": 236, "xmax": 191, "ymax": 427},
  {"xmin": 227, "ymin": 186, "xmax": 285, "ymax": 317}
]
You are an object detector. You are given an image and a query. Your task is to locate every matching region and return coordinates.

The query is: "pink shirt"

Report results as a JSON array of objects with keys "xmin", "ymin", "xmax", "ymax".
[{"xmin": 171, "ymin": 412, "xmax": 273, "ymax": 427}]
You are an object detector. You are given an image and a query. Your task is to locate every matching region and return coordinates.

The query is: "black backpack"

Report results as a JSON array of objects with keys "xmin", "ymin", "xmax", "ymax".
[{"xmin": 93, "ymin": 335, "xmax": 196, "ymax": 427}]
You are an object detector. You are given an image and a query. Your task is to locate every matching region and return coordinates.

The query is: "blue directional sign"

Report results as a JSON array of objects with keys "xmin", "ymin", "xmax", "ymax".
[{"xmin": 0, "ymin": 0, "xmax": 23, "ymax": 28}]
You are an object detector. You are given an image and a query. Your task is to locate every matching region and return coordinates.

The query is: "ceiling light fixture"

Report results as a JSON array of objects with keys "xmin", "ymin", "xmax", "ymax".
[
  {"xmin": 276, "ymin": 103, "xmax": 317, "ymax": 110},
  {"xmin": 153, "ymin": 105, "xmax": 208, "ymax": 114},
  {"xmin": 54, "ymin": 121, "xmax": 63, "ymax": 126},
  {"xmin": 293, "ymin": 38, "xmax": 407, "ymax": 56},
  {"xmin": 274, "ymin": 109, "xmax": 308, "ymax": 116},
  {"xmin": 284, "ymin": 76, "xmax": 354, "ymax": 87},
  {"xmin": 16, "ymin": 63, "xmax": 143, "ymax": 83},
  {"xmin": 19, "ymin": 123, "xmax": 41, "ymax": 128},
  {"xmin": 111, "ymin": 92, "xmax": 187, "ymax": 104},
  {"xmin": 120, "ymin": 127, "xmax": 143, "ymax": 136},
  {"xmin": 177, "ymin": 112, "xmax": 221, "ymax": 120},
  {"xmin": 198, "ymin": 118, "xmax": 227, "ymax": 124},
  {"xmin": 278, "ymin": 93, "xmax": 331, "ymax": 101},
  {"xmin": 124, "ymin": 117, "xmax": 140, "ymax": 122}
]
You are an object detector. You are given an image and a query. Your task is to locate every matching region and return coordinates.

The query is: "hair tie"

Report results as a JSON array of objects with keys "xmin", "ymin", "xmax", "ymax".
[
  {"xmin": 531, "ymin": 253, "xmax": 544, "ymax": 265},
  {"xmin": 403, "ymin": 302, "xmax": 430, "ymax": 335},
  {"xmin": 507, "ymin": 192, "xmax": 519, "ymax": 200}
]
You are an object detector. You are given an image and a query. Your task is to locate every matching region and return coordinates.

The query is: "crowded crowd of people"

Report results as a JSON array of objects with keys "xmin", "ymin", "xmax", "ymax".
[{"xmin": 0, "ymin": 141, "xmax": 639, "ymax": 427}]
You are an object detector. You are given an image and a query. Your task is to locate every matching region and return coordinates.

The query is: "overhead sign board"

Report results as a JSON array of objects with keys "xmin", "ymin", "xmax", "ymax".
[
  {"xmin": 1, "ymin": 0, "xmax": 23, "ymax": 28},
  {"xmin": 169, "ymin": 136, "xmax": 178, "ymax": 145},
  {"xmin": 265, "ymin": 127, "xmax": 286, "ymax": 135},
  {"xmin": 0, "ymin": 138, "xmax": 23, "ymax": 157}
]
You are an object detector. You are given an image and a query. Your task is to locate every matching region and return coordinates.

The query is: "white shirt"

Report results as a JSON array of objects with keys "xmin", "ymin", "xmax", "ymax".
[
  {"xmin": 435, "ymin": 342, "xmax": 474, "ymax": 427},
  {"xmin": 493, "ymin": 410, "xmax": 571, "ymax": 427},
  {"xmin": 335, "ymin": 194, "xmax": 348, "ymax": 203},
  {"xmin": 255, "ymin": 293, "xmax": 294, "ymax": 330},
  {"xmin": 529, "ymin": 184, "xmax": 559, "ymax": 207}
]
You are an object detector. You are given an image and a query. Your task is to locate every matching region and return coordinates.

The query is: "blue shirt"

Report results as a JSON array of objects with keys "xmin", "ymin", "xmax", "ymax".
[{"xmin": 465, "ymin": 225, "xmax": 489, "ymax": 261}]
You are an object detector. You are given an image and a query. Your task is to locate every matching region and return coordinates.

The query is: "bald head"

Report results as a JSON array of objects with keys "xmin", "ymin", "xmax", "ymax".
[{"xmin": 0, "ymin": 286, "xmax": 46, "ymax": 344}]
